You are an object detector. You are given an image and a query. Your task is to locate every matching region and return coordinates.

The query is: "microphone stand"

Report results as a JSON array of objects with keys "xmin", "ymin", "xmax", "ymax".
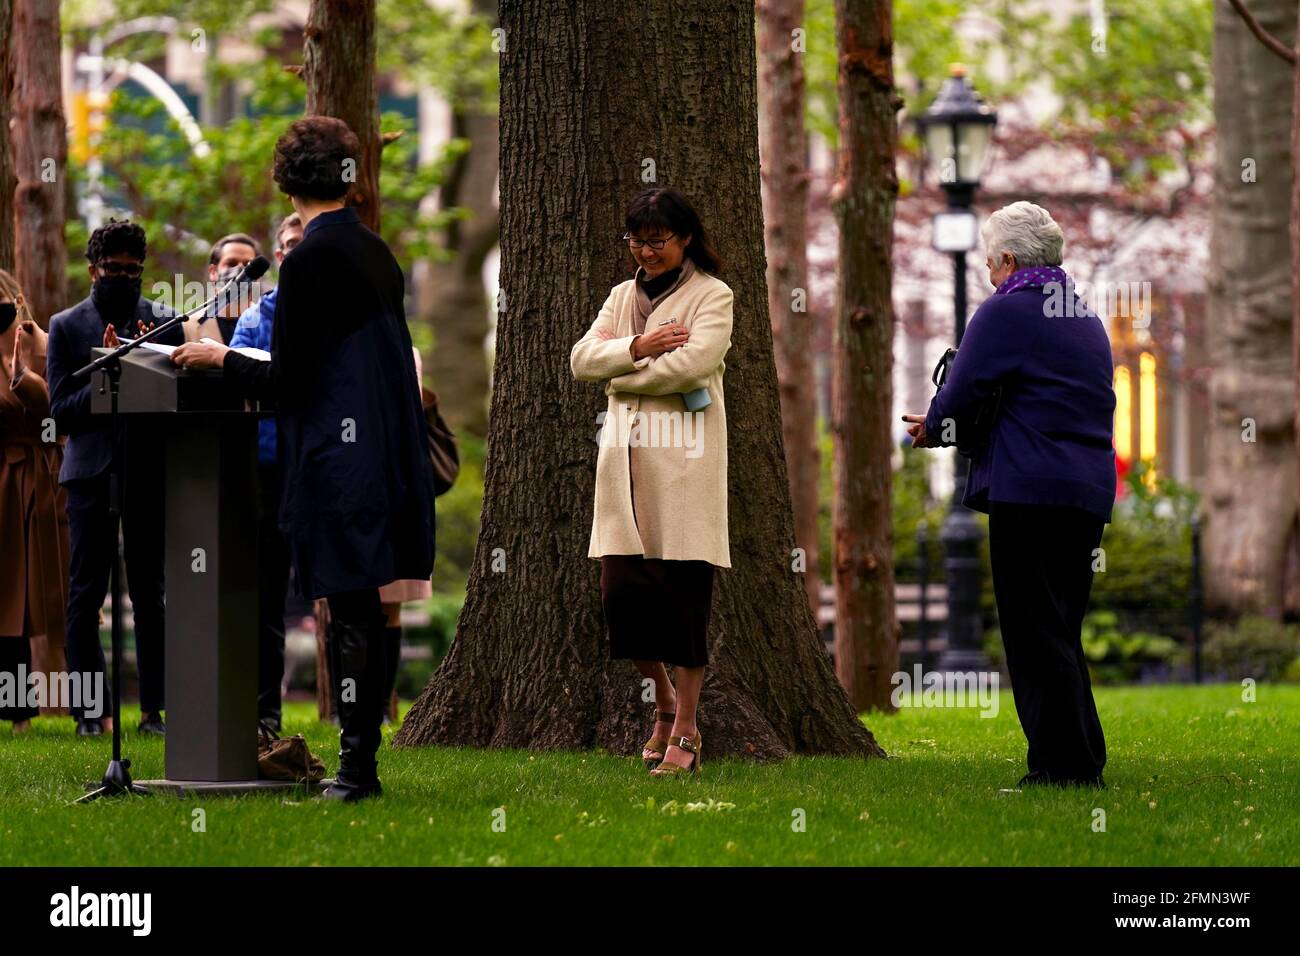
[{"xmin": 73, "ymin": 268, "xmax": 259, "ymax": 803}]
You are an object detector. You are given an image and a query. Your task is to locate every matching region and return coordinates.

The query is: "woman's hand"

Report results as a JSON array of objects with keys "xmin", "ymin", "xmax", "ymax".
[
  {"xmin": 102, "ymin": 323, "xmax": 121, "ymax": 349},
  {"xmin": 902, "ymin": 413, "xmax": 939, "ymax": 448},
  {"xmin": 12, "ymin": 320, "xmax": 40, "ymax": 379},
  {"xmin": 171, "ymin": 341, "xmax": 230, "ymax": 370},
  {"xmin": 5, "ymin": 326, "xmax": 18, "ymax": 382},
  {"xmin": 632, "ymin": 322, "xmax": 689, "ymax": 360}
]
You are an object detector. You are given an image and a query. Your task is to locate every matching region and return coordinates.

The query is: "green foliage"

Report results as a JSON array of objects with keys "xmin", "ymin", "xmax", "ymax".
[
  {"xmin": 378, "ymin": 0, "xmax": 499, "ymax": 110},
  {"xmin": 804, "ymin": 0, "xmax": 1210, "ymax": 184},
  {"xmin": 805, "ymin": 0, "xmax": 971, "ymax": 147},
  {"xmin": 892, "ymin": 448, "xmax": 947, "ymax": 583},
  {"xmin": 60, "ymin": 1, "xmax": 495, "ymax": 295},
  {"xmin": 1192, "ymin": 616, "xmax": 1300, "ymax": 684},
  {"xmin": 81, "ymin": 57, "xmax": 467, "ymax": 290},
  {"xmin": 1090, "ymin": 462, "xmax": 1199, "ymax": 626},
  {"xmin": 429, "ymin": 432, "xmax": 485, "ymax": 595},
  {"xmin": 1079, "ymin": 610, "xmax": 1179, "ymax": 684},
  {"xmin": 1042, "ymin": 0, "xmax": 1213, "ymax": 186}
]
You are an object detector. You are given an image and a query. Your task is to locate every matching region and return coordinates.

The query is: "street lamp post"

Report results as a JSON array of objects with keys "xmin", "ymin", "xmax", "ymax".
[{"xmin": 919, "ymin": 64, "xmax": 997, "ymax": 673}]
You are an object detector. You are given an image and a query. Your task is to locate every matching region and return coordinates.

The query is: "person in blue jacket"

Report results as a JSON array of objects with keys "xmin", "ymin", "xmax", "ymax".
[
  {"xmin": 904, "ymin": 201, "xmax": 1116, "ymax": 790},
  {"xmin": 171, "ymin": 118, "xmax": 435, "ymax": 801},
  {"xmin": 228, "ymin": 212, "xmax": 303, "ymax": 732}
]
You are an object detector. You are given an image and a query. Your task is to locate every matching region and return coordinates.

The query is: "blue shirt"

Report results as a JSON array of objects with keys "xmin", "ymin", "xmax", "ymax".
[
  {"xmin": 924, "ymin": 278, "xmax": 1117, "ymax": 522},
  {"xmin": 230, "ymin": 286, "xmax": 278, "ymax": 465}
]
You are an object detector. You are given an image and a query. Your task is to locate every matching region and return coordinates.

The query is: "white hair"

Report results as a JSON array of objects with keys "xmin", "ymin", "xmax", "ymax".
[{"xmin": 980, "ymin": 201, "xmax": 1064, "ymax": 268}]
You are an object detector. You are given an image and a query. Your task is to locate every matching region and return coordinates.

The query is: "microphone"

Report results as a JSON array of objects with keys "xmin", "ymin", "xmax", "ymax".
[
  {"xmin": 241, "ymin": 256, "xmax": 271, "ymax": 283},
  {"xmin": 199, "ymin": 255, "xmax": 273, "ymax": 322}
]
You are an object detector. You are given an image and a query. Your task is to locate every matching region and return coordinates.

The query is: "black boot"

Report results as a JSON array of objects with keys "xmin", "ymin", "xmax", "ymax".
[{"xmin": 321, "ymin": 616, "xmax": 388, "ymax": 802}]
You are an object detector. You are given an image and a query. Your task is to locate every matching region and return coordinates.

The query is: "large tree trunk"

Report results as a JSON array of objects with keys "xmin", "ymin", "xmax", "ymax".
[
  {"xmin": 9, "ymin": 0, "xmax": 66, "ymax": 329},
  {"xmin": 1205, "ymin": 0, "xmax": 1298, "ymax": 616},
  {"xmin": 303, "ymin": 0, "xmax": 381, "ymax": 232},
  {"xmin": 758, "ymin": 0, "xmax": 820, "ymax": 616},
  {"xmin": 421, "ymin": 0, "xmax": 498, "ymax": 438},
  {"xmin": 395, "ymin": 0, "xmax": 883, "ymax": 760},
  {"xmin": 0, "ymin": 0, "xmax": 14, "ymax": 272},
  {"xmin": 831, "ymin": 0, "xmax": 898, "ymax": 711}
]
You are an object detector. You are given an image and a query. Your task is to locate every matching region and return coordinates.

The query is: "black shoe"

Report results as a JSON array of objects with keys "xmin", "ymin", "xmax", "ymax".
[
  {"xmin": 76, "ymin": 718, "xmax": 104, "ymax": 737},
  {"xmin": 259, "ymin": 715, "xmax": 282, "ymax": 735},
  {"xmin": 321, "ymin": 777, "xmax": 384, "ymax": 802},
  {"xmin": 1018, "ymin": 770, "xmax": 1106, "ymax": 789},
  {"xmin": 318, "ymin": 615, "xmax": 388, "ymax": 801},
  {"xmin": 138, "ymin": 713, "xmax": 166, "ymax": 736}
]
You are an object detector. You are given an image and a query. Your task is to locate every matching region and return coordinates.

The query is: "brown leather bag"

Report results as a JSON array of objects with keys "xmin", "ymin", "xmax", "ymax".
[
  {"xmin": 257, "ymin": 721, "xmax": 327, "ymax": 783},
  {"xmin": 422, "ymin": 386, "xmax": 459, "ymax": 497}
]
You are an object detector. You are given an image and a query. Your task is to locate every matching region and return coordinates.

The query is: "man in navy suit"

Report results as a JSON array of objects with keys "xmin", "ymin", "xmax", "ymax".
[{"xmin": 46, "ymin": 219, "xmax": 183, "ymax": 737}]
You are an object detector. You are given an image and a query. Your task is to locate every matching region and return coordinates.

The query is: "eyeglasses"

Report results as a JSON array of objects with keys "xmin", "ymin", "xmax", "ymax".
[
  {"xmin": 623, "ymin": 233, "xmax": 676, "ymax": 251},
  {"xmin": 97, "ymin": 261, "xmax": 144, "ymax": 278}
]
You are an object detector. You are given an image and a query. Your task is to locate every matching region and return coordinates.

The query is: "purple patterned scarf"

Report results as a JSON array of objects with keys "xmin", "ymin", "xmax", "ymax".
[{"xmin": 994, "ymin": 264, "xmax": 1070, "ymax": 296}]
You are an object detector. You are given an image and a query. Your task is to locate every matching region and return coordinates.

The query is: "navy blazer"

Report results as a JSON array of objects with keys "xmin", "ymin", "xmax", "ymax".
[
  {"xmin": 924, "ymin": 282, "xmax": 1117, "ymax": 522},
  {"xmin": 47, "ymin": 295, "xmax": 183, "ymax": 484}
]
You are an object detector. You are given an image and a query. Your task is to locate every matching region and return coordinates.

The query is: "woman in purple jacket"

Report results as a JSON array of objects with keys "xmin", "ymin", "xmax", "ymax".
[{"xmin": 904, "ymin": 201, "xmax": 1116, "ymax": 789}]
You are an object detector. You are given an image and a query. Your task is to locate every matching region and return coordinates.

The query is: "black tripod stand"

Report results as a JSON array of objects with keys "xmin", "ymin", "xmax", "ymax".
[{"xmin": 74, "ymin": 356, "xmax": 148, "ymax": 802}]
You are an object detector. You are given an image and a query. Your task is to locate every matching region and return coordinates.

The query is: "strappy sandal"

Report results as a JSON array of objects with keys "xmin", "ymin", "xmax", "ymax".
[
  {"xmin": 642, "ymin": 711, "xmax": 676, "ymax": 769},
  {"xmin": 649, "ymin": 732, "xmax": 701, "ymax": 777}
]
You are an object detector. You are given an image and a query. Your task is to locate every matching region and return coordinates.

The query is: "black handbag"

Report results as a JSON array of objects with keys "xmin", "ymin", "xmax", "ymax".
[
  {"xmin": 421, "ymin": 387, "xmax": 460, "ymax": 497},
  {"xmin": 931, "ymin": 347, "xmax": 1002, "ymax": 459}
]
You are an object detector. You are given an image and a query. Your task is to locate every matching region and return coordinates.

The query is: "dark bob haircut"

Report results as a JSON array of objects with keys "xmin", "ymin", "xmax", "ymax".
[
  {"xmin": 625, "ymin": 187, "xmax": 723, "ymax": 275},
  {"xmin": 273, "ymin": 116, "xmax": 360, "ymax": 202},
  {"xmin": 86, "ymin": 218, "xmax": 147, "ymax": 264}
]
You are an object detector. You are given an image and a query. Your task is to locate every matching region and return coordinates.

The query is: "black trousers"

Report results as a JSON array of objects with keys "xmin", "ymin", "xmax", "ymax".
[
  {"xmin": 988, "ymin": 501, "xmax": 1107, "ymax": 782},
  {"xmin": 63, "ymin": 471, "xmax": 166, "ymax": 719},
  {"xmin": 256, "ymin": 463, "xmax": 292, "ymax": 724}
]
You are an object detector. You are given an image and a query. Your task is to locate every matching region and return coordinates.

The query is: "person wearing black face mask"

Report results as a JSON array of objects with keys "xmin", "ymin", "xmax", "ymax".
[
  {"xmin": 184, "ymin": 233, "xmax": 262, "ymax": 346},
  {"xmin": 46, "ymin": 218, "xmax": 183, "ymax": 737}
]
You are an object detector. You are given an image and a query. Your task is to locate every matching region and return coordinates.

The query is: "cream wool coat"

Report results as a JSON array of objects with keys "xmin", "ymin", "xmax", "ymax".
[{"xmin": 571, "ymin": 268, "xmax": 733, "ymax": 568}]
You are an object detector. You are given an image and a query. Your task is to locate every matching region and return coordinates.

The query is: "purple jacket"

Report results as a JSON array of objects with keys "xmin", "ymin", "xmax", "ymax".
[{"xmin": 924, "ymin": 279, "xmax": 1117, "ymax": 522}]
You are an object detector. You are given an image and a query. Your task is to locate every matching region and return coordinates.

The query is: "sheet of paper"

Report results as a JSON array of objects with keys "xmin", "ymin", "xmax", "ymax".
[
  {"xmin": 198, "ymin": 336, "xmax": 270, "ymax": 362},
  {"xmin": 231, "ymin": 346, "xmax": 271, "ymax": 362},
  {"xmin": 139, "ymin": 342, "xmax": 177, "ymax": 356}
]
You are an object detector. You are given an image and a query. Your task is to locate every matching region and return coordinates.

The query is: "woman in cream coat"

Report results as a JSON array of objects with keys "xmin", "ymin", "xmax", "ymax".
[{"xmin": 570, "ymin": 187, "xmax": 732, "ymax": 776}]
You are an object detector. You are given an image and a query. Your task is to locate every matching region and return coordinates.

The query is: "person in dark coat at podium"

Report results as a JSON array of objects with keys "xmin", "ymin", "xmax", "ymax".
[
  {"xmin": 172, "ymin": 117, "xmax": 436, "ymax": 801},
  {"xmin": 46, "ymin": 219, "xmax": 183, "ymax": 737}
]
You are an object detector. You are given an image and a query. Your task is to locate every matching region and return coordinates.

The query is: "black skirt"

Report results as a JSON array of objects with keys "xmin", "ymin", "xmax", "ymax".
[{"xmin": 600, "ymin": 554, "xmax": 714, "ymax": 667}]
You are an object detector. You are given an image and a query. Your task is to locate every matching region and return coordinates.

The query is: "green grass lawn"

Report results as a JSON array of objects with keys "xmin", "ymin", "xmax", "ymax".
[{"xmin": 1, "ymin": 684, "xmax": 1295, "ymax": 866}]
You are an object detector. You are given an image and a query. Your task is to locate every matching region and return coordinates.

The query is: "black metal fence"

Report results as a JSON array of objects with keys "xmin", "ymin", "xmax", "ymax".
[{"xmin": 820, "ymin": 517, "xmax": 1206, "ymax": 683}]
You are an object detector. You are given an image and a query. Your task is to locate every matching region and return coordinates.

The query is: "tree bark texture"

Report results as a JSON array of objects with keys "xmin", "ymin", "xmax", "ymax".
[
  {"xmin": 1206, "ymin": 0, "xmax": 1297, "ymax": 616},
  {"xmin": 395, "ymin": 0, "xmax": 883, "ymax": 760},
  {"xmin": 758, "ymin": 0, "xmax": 820, "ymax": 617},
  {"xmin": 9, "ymin": 0, "xmax": 66, "ymax": 329},
  {"xmin": 0, "ymin": 0, "xmax": 15, "ymax": 272},
  {"xmin": 304, "ymin": 0, "xmax": 382, "ymax": 232},
  {"xmin": 831, "ymin": 0, "xmax": 899, "ymax": 711}
]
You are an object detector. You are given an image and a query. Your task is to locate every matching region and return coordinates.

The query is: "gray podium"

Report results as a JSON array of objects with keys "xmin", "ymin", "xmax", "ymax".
[{"xmin": 89, "ymin": 346, "xmax": 313, "ymax": 795}]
